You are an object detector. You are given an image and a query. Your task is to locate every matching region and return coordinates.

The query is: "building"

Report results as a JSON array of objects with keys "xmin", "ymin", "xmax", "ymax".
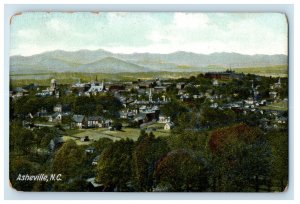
[
  {"xmin": 164, "ymin": 122, "xmax": 175, "ymax": 130},
  {"xmin": 50, "ymin": 78, "xmax": 57, "ymax": 92},
  {"xmin": 86, "ymin": 81, "xmax": 104, "ymax": 95},
  {"xmin": 212, "ymin": 79, "xmax": 219, "ymax": 86},
  {"xmin": 274, "ymin": 78, "xmax": 282, "ymax": 88},
  {"xmin": 36, "ymin": 79, "xmax": 58, "ymax": 97},
  {"xmin": 53, "ymin": 104, "xmax": 62, "ymax": 112},
  {"xmin": 205, "ymin": 70, "xmax": 242, "ymax": 80},
  {"xmin": 92, "ymin": 155, "xmax": 101, "ymax": 166},
  {"xmin": 48, "ymin": 113, "xmax": 63, "ymax": 122},
  {"xmin": 49, "ymin": 137, "xmax": 64, "ymax": 151},
  {"xmin": 72, "ymin": 115, "xmax": 85, "ymax": 129},
  {"xmin": 269, "ymin": 91, "xmax": 278, "ymax": 99},
  {"xmin": 176, "ymin": 82, "xmax": 186, "ymax": 90},
  {"xmin": 85, "ymin": 116, "xmax": 102, "ymax": 128},
  {"xmin": 85, "ymin": 147, "xmax": 96, "ymax": 154},
  {"xmin": 158, "ymin": 115, "xmax": 170, "ymax": 123}
]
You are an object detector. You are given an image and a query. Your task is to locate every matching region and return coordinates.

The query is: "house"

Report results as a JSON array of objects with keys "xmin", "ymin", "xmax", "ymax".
[
  {"xmin": 178, "ymin": 89, "xmax": 187, "ymax": 96},
  {"xmin": 35, "ymin": 88, "xmax": 53, "ymax": 97},
  {"xmin": 176, "ymin": 82, "xmax": 186, "ymax": 90},
  {"xmin": 22, "ymin": 120, "xmax": 34, "ymax": 129},
  {"xmin": 119, "ymin": 111, "xmax": 134, "ymax": 119},
  {"xmin": 92, "ymin": 155, "xmax": 101, "ymax": 166},
  {"xmin": 244, "ymin": 98, "xmax": 254, "ymax": 105},
  {"xmin": 53, "ymin": 104, "xmax": 63, "ymax": 112},
  {"xmin": 53, "ymin": 104, "xmax": 70, "ymax": 113},
  {"xmin": 35, "ymin": 107, "xmax": 48, "ymax": 117},
  {"xmin": 210, "ymin": 103, "xmax": 218, "ymax": 108},
  {"xmin": 158, "ymin": 115, "xmax": 170, "ymax": 123},
  {"xmin": 48, "ymin": 113, "xmax": 63, "ymax": 122},
  {"xmin": 134, "ymin": 113, "xmax": 147, "ymax": 124},
  {"xmin": 269, "ymin": 91, "xmax": 278, "ymax": 99},
  {"xmin": 85, "ymin": 116, "xmax": 102, "ymax": 128},
  {"xmin": 101, "ymin": 119, "xmax": 113, "ymax": 128},
  {"xmin": 180, "ymin": 94, "xmax": 190, "ymax": 102},
  {"xmin": 85, "ymin": 147, "xmax": 96, "ymax": 154},
  {"xmin": 277, "ymin": 116, "xmax": 287, "ymax": 124},
  {"xmin": 164, "ymin": 122, "xmax": 175, "ymax": 130},
  {"xmin": 10, "ymin": 87, "xmax": 29, "ymax": 99},
  {"xmin": 212, "ymin": 79, "xmax": 219, "ymax": 86},
  {"xmin": 72, "ymin": 115, "xmax": 85, "ymax": 129},
  {"xmin": 49, "ymin": 137, "xmax": 64, "ymax": 151}
]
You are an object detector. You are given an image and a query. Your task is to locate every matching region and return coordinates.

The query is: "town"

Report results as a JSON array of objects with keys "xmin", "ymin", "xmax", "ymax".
[{"xmin": 9, "ymin": 70, "xmax": 288, "ymax": 192}]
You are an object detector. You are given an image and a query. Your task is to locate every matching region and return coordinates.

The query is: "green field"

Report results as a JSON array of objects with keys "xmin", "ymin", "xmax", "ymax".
[
  {"xmin": 260, "ymin": 101, "xmax": 288, "ymax": 111},
  {"xmin": 63, "ymin": 125, "xmax": 170, "ymax": 145},
  {"xmin": 233, "ymin": 65, "xmax": 288, "ymax": 77}
]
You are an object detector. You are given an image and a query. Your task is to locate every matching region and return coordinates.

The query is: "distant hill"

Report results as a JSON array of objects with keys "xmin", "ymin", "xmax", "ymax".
[
  {"xmin": 10, "ymin": 49, "xmax": 287, "ymax": 74},
  {"xmin": 76, "ymin": 57, "xmax": 151, "ymax": 73}
]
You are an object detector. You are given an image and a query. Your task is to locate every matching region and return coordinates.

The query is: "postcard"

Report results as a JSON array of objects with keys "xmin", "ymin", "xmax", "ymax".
[{"xmin": 9, "ymin": 12, "xmax": 288, "ymax": 192}]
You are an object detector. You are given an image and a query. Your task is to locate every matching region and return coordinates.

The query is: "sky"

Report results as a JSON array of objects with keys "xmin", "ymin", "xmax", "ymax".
[{"xmin": 10, "ymin": 12, "xmax": 288, "ymax": 56}]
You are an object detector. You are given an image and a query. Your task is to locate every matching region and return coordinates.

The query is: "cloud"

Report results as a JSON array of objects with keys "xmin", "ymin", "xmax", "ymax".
[
  {"xmin": 10, "ymin": 12, "xmax": 287, "ymax": 56},
  {"xmin": 173, "ymin": 13, "xmax": 209, "ymax": 29},
  {"xmin": 17, "ymin": 29, "xmax": 39, "ymax": 40}
]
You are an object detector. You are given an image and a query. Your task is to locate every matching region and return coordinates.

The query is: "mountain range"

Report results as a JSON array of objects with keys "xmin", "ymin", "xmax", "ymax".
[{"xmin": 10, "ymin": 49, "xmax": 288, "ymax": 74}]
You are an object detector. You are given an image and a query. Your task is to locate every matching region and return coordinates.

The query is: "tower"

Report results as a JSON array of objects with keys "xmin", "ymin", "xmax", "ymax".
[
  {"xmin": 50, "ymin": 79, "xmax": 57, "ymax": 94},
  {"xmin": 149, "ymin": 88, "xmax": 153, "ymax": 102}
]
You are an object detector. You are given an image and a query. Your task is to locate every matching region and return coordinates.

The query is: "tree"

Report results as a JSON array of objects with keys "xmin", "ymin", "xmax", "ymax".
[
  {"xmin": 93, "ymin": 138, "xmax": 113, "ymax": 154},
  {"xmin": 52, "ymin": 140, "xmax": 85, "ymax": 180},
  {"xmin": 113, "ymin": 122, "xmax": 122, "ymax": 131},
  {"xmin": 10, "ymin": 122, "xmax": 35, "ymax": 155},
  {"xmin": 160, "ymin": 99, "xmax": 188, "ymax": 121},
  {"xmin": 200, "ymin": 107, "xmax": 236, "ymax": 128},
  {"xmin": 96, "ymin": 139, "xmax": 134, "ymax": 191},
  {"xmin": 266, "ymin": 130, "xmax": 288, "ymax": 191},
  {"xmin": 154, "ymin": 149, "xmax": 208, "ymax": 192},
  {"xmin": 10, "ymin": 158, "xmax": 39, "ymax": 191},
  {"xmin": 132, "ymin": 133, "xmax": 170, "ymax": 191},
  {"xmin": 208, "ymin": 123, "xmax": 272, "ymax": 192}
]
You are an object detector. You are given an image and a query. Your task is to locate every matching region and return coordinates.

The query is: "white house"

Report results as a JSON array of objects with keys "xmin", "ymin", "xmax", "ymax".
[
  {"xmin": 158, "ymin": 115, "xmax": 170, "ymax": 123},
  {"xmin": 164, "ymin": 122, "xmax": 175, "ymax": 130},
  {"xmin": 72, "ymin": 115, "xmax": 85, "ymax": 129}
]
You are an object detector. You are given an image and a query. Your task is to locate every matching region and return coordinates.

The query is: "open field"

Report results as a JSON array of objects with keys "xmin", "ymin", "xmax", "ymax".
[
  {"xmin": 233, "ymin": 65, "xmax": 288, "ymax": 77},
  {"xmin": 260, "ymin": 101, "xmax": 288, "ymax": 111},
  {"xmin": 63, "ymin": 125, "xmax": 170, "ymax": 145}
]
